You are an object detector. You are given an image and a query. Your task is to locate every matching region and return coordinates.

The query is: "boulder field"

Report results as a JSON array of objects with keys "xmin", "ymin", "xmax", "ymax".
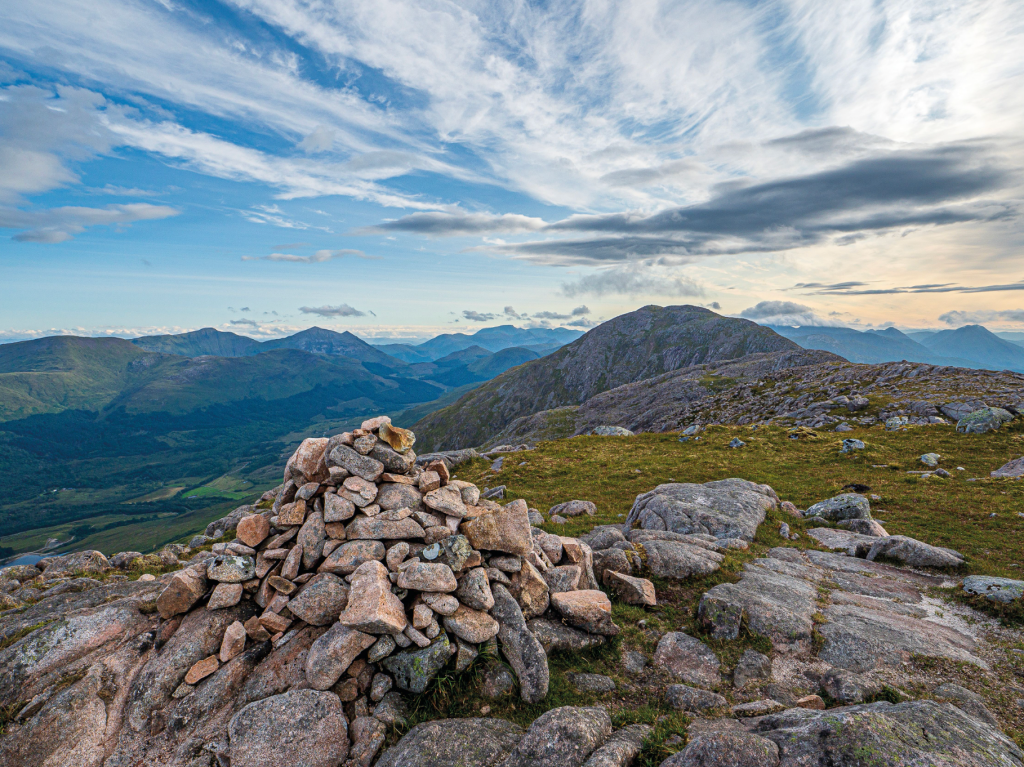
[{"xmin": 1, "ymin": 420, "xmax": 1023, "ymax": 767}]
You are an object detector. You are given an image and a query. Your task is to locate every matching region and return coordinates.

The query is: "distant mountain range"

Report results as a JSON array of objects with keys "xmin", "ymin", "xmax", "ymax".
[
  {"xmin": 375, "ymin": 325, "xmax": 583, "ymax": 362},
  {"xmin": 770, "ymin": 324, "xmax": 1024, "ymax": 372},
  {"xmin": 0, "ymin": 323, "xmax": 577, "ymax": 546},
  {"xmin": 132, "ymin": 324, "xmax": 583, "ymax": 365},
  {"xmin": 414, "ymin": 305, "xmax": 799, "ymax": 451}
]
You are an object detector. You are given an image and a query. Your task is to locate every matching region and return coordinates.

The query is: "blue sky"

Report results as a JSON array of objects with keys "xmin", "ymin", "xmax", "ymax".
[{"xmin": 1, "ymin": 0, "xmax": 1022, "ymax": 342}]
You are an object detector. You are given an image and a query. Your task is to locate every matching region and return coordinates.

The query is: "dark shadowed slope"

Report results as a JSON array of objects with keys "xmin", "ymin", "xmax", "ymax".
[{"xmin": 413, "ymin": 305, "xmax": 800, "ymax": 450}]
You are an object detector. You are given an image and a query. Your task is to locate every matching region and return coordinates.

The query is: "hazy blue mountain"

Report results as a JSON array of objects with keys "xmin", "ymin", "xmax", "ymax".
[
  {"xmin": 413, "ymin": 325, "xmax": 584, "ymax": 359},
  {"xmin": 769, "ymin": 325, "xmax": 982, "ymax": 367},
  {"xmin": 132, "ymin": 328, "xmax": 262, "ymax": 357},
  {"xmin": 918, "ymin": 325, "xmax": 1024, "ymax": 371},
  {"xmin": 259, "ymin": 327, "xmax": 405, "ymax": 370},
  {"xmin": 905, "ymin": 330, "xmax": 938, "ymax": 343},
  {"xmin": 375, "ymin": 343, "xmax": 434, "ymax": 363},
  {"xmin": 406, "ymin": 345, "xmax": 539, "ymax": 388}
]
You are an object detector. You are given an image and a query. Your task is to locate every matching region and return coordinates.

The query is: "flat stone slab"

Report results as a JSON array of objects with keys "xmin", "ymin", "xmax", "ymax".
[
  {"xmin": 697, "ymin": 546, "xmax": 983, "ymax": 670},
  {"xmin": 806, "ymin": 527, "xmax": 878, "ymax": 556},
  {"xmin": 640, "ymin": 539, "xmax": 724, "ymax": 579},
  {"xmin": 749, "ymin": 699, "xmax": 1024, "ymax": 766},
  {"xmin": 626, "ymin": 478, "xmax": 777, "ymax": 542},
  {"xmin": 817, "ymin": 603, "xmax": 983, "ymax": 672}
]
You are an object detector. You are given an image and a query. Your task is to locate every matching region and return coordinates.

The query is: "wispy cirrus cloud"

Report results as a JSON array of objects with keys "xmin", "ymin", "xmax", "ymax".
[
  {"xmin": 242, "ymin": 248, "xmax": 378, "ymax": 263},
  {"xmin": 793, "ymin": 280, "xmax": 1024, "ymax": 295}
]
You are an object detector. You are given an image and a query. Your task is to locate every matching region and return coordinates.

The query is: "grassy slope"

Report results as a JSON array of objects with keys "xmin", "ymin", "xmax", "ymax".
[
  {"xmin": 0, "ymin": 337, "xmax": 156, "ymax": 420},
  {"xmin": 391, "ymin": 422, "xmax": 1024, "ymax": 762}
]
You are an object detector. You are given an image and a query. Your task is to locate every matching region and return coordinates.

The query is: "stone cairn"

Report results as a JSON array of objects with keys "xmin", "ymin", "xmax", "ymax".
[{"xmin": 156, "ymin": 416, "xmax": 620, "ymax": 711}]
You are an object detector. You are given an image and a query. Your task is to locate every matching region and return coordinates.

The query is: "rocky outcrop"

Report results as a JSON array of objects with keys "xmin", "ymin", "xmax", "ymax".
[
  {"xmin": 415, "ymin": 305, "xmax": 803, "ymax": 450},
  {"xmin": 627, "ymin": 479, "xmax": 778, "ymax": 541},
  {"xmin": 0, "ymin": 417, "xmax": 618, "ymax": 767}
]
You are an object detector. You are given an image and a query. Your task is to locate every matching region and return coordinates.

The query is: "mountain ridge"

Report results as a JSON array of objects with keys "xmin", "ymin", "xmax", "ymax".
[{"xmin": 413, "ymin": 304, "xmax": 802, "ymax": 450}]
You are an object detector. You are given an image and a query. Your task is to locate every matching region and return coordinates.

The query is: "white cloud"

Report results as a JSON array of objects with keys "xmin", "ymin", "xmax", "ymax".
[
  {"xmin": 298, "ymin": 124, "xmax": 336, "ymax": 154},
  {"xmin": 561, "ymin": 268, "xmax": 705, "ymax": 298},
  {"xmin": 739, "ymin": 300, "xmax": 842, "ymax": 327},
  {"xmin": 0, "ymin": 202, "xmax": 180, "ymax": 243},
  {"xmin": 298, "ymin": 304, "xmax": 366, "ymax": 317},
  {"xmin": 938, "ymin": 309, "xmax": 1024, "ymax": 326}
]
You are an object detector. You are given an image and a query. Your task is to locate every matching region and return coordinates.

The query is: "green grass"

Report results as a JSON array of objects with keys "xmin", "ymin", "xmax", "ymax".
[
  {"xmin": 124, "ymin": 486, "xmax": 185, "ymax": 503},
  {"xmin": 457, "ymin": 422, "xmax": 1024, "ymax": 578},
  {"xmin": 392, "ymin": 421, "xmax": 1024, "ymax": 753}
]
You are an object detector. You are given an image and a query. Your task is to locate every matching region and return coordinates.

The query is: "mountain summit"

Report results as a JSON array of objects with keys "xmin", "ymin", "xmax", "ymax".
[{"xmin": 413, "ymin": 305, "xmax": 800, "ymax": 450}]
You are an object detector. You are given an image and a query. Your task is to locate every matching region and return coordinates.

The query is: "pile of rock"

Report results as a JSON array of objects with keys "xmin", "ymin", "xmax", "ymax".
[{"xmin": 154, "ymin": 417, "xmax": 620, "ymax": 761}]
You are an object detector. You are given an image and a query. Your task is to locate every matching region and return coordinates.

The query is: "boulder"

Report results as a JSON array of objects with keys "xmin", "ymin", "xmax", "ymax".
[
  {"xmin": 661, "ymin": 731, "xmax": 779, "ymax": 767},
  {"xmin": 207, "ymin": 555, "xmax": 256, "ymax": 583},
  {"xmin": 582, "ymin": 724, "xmax": 651, "ymax": 767},
  {"xmin": 396, "ymin": 562, "xmax": 458, "ymax": 592},
  {"xmin": 236, "ymin": 514, "xmax": 271, "ymax": 547},
  {"xmin": 491, "ymin": 584, "xmax": 549, "ymax": 703},
  {"xmin": 288, "ymin": 573, "xmax": 350, "ymax": 625},
  {"xmin": 305, "ymin": 623, "xmax": 376, "ymax": 690},
  {"xmin": 666, "ymin": 684, "xmax": 728, "ymax": 712},
  {"xmin": 957, "ymin": 407, "xmax": 1014, "ymax": 434},
  {"xmin": 503, "ymin": 706, "xmax": 612, "ymax": 767},
  {"xmin": 228, "ymin": 689, "xmax": 349, "ymax": 767},
  {"xmin": 963, "ymin": 575, "xmax": 1024, "ymax": 603},
  {"xmin": 804, "ymin": 493, "xmax": 872, "ymax": 522},
  {"xmin": 549, "ymin": 500, "xmax": 597, "ymax": 517},
  {"xmin": 992, "ymin": 457, "xmax": 1024, "ymax": 478},
  {"xmin": 455, "ymin": 567, "xmax": 495, "ymax": 611},
  {"xmin": 381, "ymin": 633, "xmax": 453, "ymax": 693},
  {"xmin": 319, "ymin": 540, "xmax": 386, "ymax": 575},
  {"xmin": 442, "ymin": 605, "xmax": 500, "ymax": 644},
  {"xmin": 550, "ymin": 590, "xmax": 619, "ymax": 636},
  {"xmin": 627, "ymin": 479, "xmax": 777, "ymax": 541},
  {"xmin": 338, "ymin": 561, "xmax": 407, "ymax": 634},
  {"xmin": 866, "ymin": 535, "xmax": 964, "ymax": 568},
  {"xmin": 376, "ymin": 718, "xmax": 524, "ymax": 767},
  {"xmin": 156, "ymin": 567, "xmax": 207, "ymax": 619},
  {"xmin": 377, "ymin": 482, "xmax": 423, "ymax": 511},
  {"xmin": 527, "ymin": 618, "xmax": 606, "ymax": 654},
  {"xmin": 461, "ymin": 499, "xmax": 533, "ymax": 556},
  {"xmin": 329, "ymin": 444, "xmax": 385, "ymax": 482},
  {"xmin": 379, "ymin": 421, "xmax": 415, "ymax": 452},
  {"xmin": 641, "ymin": 540, "xmax": 724, "ymax": 579},
  {"xmin": 653, "ymin": 632, "xmax": 721, "ymax": 687}
]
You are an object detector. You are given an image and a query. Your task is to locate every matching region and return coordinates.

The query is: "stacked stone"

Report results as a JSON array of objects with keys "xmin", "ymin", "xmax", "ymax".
[{"xmin": 155, "ymin": 416, "xmax": 618, "ymax": 729}]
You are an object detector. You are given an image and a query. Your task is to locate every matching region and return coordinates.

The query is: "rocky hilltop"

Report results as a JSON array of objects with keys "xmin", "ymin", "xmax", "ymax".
[
  {"xmin": 3, "ymin": 412, "xmax": 1024, "ymax": 766},
  {"xmin": 486, "ymin": 354, "xmax": 1024, "ymax": 448},
  {"xmin": 414, "ymin": 305, "xmax": 800, "ymax": 451}
]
